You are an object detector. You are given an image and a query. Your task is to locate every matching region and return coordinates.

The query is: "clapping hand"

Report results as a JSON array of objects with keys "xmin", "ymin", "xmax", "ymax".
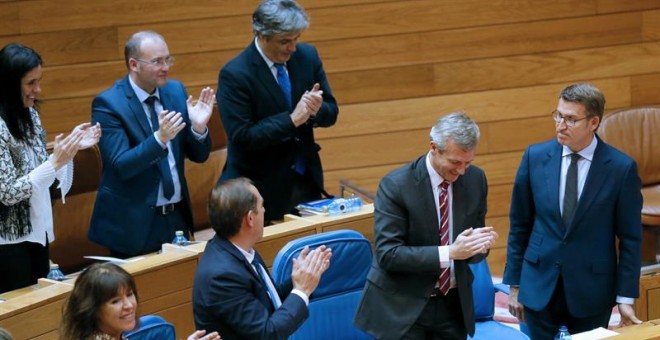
[
  {"xmin": 187, "ymin": 86, "xmax": 216, "ymax": 134},
  {"xmin": 78, "ymin": 122, "xmax": 101, "ymax": 149},
  {"xmin": 187, "ymin": 330, "xmax": 221, "ymax": 340},
  {"xmin": 291, "ymin": 245, "xmax": 332, "ymax": 296}
]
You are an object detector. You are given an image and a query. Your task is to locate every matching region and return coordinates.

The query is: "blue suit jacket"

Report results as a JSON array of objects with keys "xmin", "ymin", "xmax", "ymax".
[
  {"xmin": 193, "ymin": 235, "xmax": 308, "ymax": 339},
  {"xmin": 88, "ymin": 76, "xmax": 211, "ymax": 255},
  {"xmin": 503, "ymin": 136, "xmax": 642, "ymax": 317},
  {"xmin": 217, "ymin": 41, "xmax": 338, "ymax": 221},
  {"xmin": 354, "ymin": 155, "xmax": 487, "ymax": 339}
]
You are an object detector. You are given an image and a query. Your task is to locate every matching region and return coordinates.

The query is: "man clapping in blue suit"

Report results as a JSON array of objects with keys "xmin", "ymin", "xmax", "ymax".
[
  {"xmin": 504, "ymin": 83, "xmax": 643, "ymax": 339},
  {"xmin": 88, "ymin": 31, "xmax": 214, "ymax": 257}
]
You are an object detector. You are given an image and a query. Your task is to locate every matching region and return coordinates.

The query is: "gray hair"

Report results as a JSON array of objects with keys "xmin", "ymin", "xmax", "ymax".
[
  {"xmin": 252, "ymin": 0, "xmax": 309, "ymax": 37},
  {"xmin": 559, "ymin": 83, "xmax": 605, "ymax": 120},
  {"xmin": 123, "ymin": 30, "xmax": 165, "ymax": 68},
  {"xmin": 430, "ymin": 112, "xmax": 480, "ymax": 151}
]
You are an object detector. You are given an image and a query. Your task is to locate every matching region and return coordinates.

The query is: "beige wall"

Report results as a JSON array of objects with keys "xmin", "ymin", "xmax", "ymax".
[{"xmin": 3, "ymin": 0, "xmax": 660, "ymax": 274}]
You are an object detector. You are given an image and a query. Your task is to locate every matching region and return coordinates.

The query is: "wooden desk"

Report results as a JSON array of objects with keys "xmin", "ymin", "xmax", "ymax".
[
  {"xmin": 610, "ymin": 319, "xmax": 660, "ymax": 339},
  {"xmin": 637, "ymin": 272, "xmax": 660, "ymax": 322}
]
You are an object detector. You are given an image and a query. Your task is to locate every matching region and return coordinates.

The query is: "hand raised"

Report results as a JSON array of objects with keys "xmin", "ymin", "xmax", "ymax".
[
  {"xmin": 187, "ymin": 330, "xmax": 221, "ymax": 340},
  {"xmin": 77, "ymin": 122, "xmax": 101, "ymax": 149},
  {"xmin": 187, "ymin": 87, "xmax": 215, "ymax": 134},
  {"xmin": 50, "ymin": 128, "xmax": 85, "ymax": 170},
  {"xmin": 155, "ymin": 110, "xmax": 186, "ymax": 144},
  {"xmin": 291, "ymin": 245, "xmax": 332, "ymax": 296}
]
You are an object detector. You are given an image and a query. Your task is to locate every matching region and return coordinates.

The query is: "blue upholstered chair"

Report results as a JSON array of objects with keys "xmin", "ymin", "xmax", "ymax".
[
  {"xmin": 468, "ymin": 259, "xmax": 530, "ymax": 340},
  {"xmin": 271, "ymin": 229, "xmax": 374, "ymax": 340},
  {"xmin": 124, "ymin": 315, "xmax": 175, "ymax": 340}
]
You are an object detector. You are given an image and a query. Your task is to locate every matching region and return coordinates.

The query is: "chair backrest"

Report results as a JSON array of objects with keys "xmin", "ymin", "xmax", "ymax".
[
  {"xmin": 124, "ymin": 315, "xmax": 175, "ymax": 340},
  {"xmin": 598, "ymin": 107, "xmax": 660, "ymax": 186},
  {"xmin": 469, "ymin": 259, "xmax": 495, "ymax": 321},
  {"xmin": 271, "ymin": 229, "xmax": 373, "ymax": 340}
]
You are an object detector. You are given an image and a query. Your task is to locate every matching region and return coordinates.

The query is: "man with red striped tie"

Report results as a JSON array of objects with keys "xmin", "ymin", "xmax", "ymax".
[{"xmin": 354, "ymin": 112, "xmax": 498, "ymax": 340}]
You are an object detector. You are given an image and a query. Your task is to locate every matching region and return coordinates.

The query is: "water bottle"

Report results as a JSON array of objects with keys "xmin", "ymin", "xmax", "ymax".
[
  {"xmin": 46, "ymin": 264, "xmax": 66, "ymax": 281},
  {"xmin": 554, "ymin": 325, "xmax": 572, "ymax": 340},
  {"xmin": 171, "ymin": 230, "xmax": 188, "ymax": 246},
  {"xmin": 326, "ymin": 197, "xmax": 363, "ymax": 215}
]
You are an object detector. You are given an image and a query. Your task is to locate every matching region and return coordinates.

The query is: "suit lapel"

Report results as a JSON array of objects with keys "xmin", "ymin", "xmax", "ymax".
[
  {"xmin": 247, "ymin": 42, "xmax": 290, "ymax": 111},
  {"xmin": 158, "ymin": 86, "xmax": 181, "ymax": 158},
  {"xmin": 452, "ymin": 177, "xmax": 467, "ymax": 239},
  {"xmin": 121, "ymin": 76, "xmax": 152, "ymax": 137},
  {"xmin": 413, "ymin": 156, "xmax": 442, "ymax": 244},
  {"xmin": 542, "ymin": 143, "xmax": 564, "ymax": 233}
]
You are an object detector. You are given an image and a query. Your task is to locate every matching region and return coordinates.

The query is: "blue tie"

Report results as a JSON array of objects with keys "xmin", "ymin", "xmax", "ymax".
[
  {"xmin": 144, "ymin": 96, "xmax": 175, "ymax": 200},
  {"xmin": 274, "ymin": 63, "xmax": 292, "ymax": 110},
  {"xmin": 274, "ymin": 64, "xmax": 305, "ymax": 175},
  {"xmin": 252, "ymin": 259, "xmax": 282, "ymax": 309}
]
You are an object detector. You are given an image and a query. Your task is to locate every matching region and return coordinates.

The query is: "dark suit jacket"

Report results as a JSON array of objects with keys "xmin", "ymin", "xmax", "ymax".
[
  {"xmin": 217, "ymin": 41, "xmax": 338, "ymax": 221},
  {"xmin": 193, "ymin": 235, "xmax": 308, "ymax": 339},
  {"xmin": 354, "ymin": 155, "xmax": 488, "ymax": 339},
  {"xmin": 88, "ymin": 76, "xmax": 211, "ymax": 255},
  {"xmin": 503, "ymin": 136, "xmax": 642, "ymax": 317}
]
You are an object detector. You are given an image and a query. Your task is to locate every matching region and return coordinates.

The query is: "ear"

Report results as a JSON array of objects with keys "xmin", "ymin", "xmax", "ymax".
[
  {"xmin": 128, "ymin": 58, "xmax": 139, "ymax": 73},
  {"xmin": 245, "ymin": 209, "xmax": 255, "ymax": 227}
]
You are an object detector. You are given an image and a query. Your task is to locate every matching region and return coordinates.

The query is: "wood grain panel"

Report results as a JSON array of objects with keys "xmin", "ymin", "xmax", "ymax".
[
  {"xmin": 631, "ymin": 73, "xmax": 660, "ymax": 106},
  {"xmin": 486, "ymin": 216, "xmax": 510, "ymax": 249},
  {"xmin": 0, "ymin": 2, "xmax": 19, "ymax": 36},
  {"xmin": 487, "ymin": 183, "xmax": 513, "ymax": 219},
  {"xmin": 318, "ymin": 12, "xmax": 642, "ymax": 73},
  {"xmin": 316, "ymin": 78, "xmax": 631, "ymax": 140},
  {"xmin": 642, "ymin": 10, "xmax": 660, "ymax": 41},
  {"xmin": 307, "ymin": 0, "xmax": 596, "ymax": 42},
  {"xmin": 487, "ymin": 247, "xmax": 507, "ymax": 277},
  {"xmin": 485, "ymin": 117, "xmax": 557, "ymax": 154},
  {"xmin": 597, "ymin": 0, "xmax": 660, "ymax": 14},
  {"xmin": 0, "ymin": 28, "xmax": 118, "ymax": 66},
  {"xmin": 18, "ymin": 0, "xmax": 398, "ymax": 34}
]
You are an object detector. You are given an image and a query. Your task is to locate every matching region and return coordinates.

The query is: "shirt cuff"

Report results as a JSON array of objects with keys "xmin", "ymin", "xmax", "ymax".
[
  {"xmin": 55, "ymin": 160, "xmax": 74, "ymax": 203},
  {"xmin": 438, "ymin": 245, "xmax": 450, "ymax": 268},
  {"xmin": 616, "ymin": 296, "xmax": 634, "ymax": 305},
  {"xmin": 191, "ymin": 126, "xmax": 208, "ymax": 141},
  {"xmin": 291, "ymin": 288, "xmax": 309, "ymax": 306},
  {"xmin": 153, "ymin": 132, "xmax": 167, "ymax": 148}
]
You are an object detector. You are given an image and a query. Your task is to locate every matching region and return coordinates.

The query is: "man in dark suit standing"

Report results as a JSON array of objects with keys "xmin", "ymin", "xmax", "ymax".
[
  {"xmin": 354, "ymin": 112, "xmax": 498, "ymax": 339},
  {"xmin": 217, "ymin": 0, "xmax": 339, "ymax": 222},
  {"xmin": 193, "ymin": 177, "xmax": 332, "ymax": 339},
  {"xmin": 504, "ymin": 83, "xmax": 643, "ymax": 339},
  {"xmin": 89, "ymin": 31, "xmax": 215, "ymax": 257}
]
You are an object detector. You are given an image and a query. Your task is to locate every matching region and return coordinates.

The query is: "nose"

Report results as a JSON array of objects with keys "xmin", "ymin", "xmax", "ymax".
[
  {"xmin": 35, "ymin": 82, "xmax": 42, "ymax": 95},
  {"xmin": 287, "ymin": 41, "xmax": 296, "ymax": 52}
]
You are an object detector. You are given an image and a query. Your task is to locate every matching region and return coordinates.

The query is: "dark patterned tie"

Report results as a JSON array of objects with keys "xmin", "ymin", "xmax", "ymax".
[
  {"xmin": 144, "ymin": 96, "xmax": 174, "ymax": 200},
  {"xmin": 438, "ymin": 180, "xmax": 450, "ymax": 295},
  {"xmin": 562, "ymin": 153, "xmax": 580, "ymax": 228}
]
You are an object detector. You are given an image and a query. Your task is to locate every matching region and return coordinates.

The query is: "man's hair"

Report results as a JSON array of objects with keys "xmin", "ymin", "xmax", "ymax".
[
  {"xmin": 123, "ymin": 30, "xmax": 165, "ymax": 68},
  {"xmin": 429, "ymin": 112, "xmax": 480, "ymax": 152},
  {"xmin": 60, "ymin": 263, "xmax": 138, "ymax": 340},
  {"xmin": 252, "ymin": 0, "xmax": 309, "ymax": 38},
  {"xmin": 559, "ymin": 83, "xmax": 605, "ymax": 121},
  {"xmin": 208, "ymin": 178, "xmax": 257, "ymax": 239}
]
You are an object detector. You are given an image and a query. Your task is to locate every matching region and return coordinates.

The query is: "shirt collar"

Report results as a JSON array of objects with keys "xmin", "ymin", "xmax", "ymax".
[
  {"xmin": 231, "ymin": 241, "xmax": 255, "ymax": 264},
  {"xmin": 562, "ymin": 134, "xmax": 598, "ymax": 162},
  {"xmin": 425, "ymin": 152, "xmax": 448, "ymax": 189},
  {"xmin": 254, "ymin": 36, "xmax": 281, "ymax": 69},
  {"xmin": 128, "ymin": 74, "xmax": 160, "ymax": 104}
]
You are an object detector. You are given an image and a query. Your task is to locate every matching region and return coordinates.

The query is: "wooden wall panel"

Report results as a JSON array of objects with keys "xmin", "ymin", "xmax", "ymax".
[
  {"xmin": 318, "ymin": 12, "xmax": 643, "ymax": 73},
  {"xmin": 631, "ymin": 73, "xmax": 660, "ymax": 106},
  {"xmin": 597, "ymin": 0, "xmax": 660, "ymax": 14},
  {"xmin": 0, "ymin": 2, "xmax": 19, "ymax": 36}
]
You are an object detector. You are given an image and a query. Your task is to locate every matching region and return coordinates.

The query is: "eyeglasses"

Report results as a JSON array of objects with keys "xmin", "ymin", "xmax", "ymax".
[
  {"xmin": 135, "ymin": 56, "xmax": 175, "ymax": 68},
  {"xmin": 552, "ymin": 110, "xmax": 591, "ymax": 127}
]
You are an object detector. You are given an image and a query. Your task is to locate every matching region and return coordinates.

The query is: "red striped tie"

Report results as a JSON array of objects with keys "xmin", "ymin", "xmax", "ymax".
[{"xmin": 438, "ymin": 180, "xmax": 450, "ymax": 295}]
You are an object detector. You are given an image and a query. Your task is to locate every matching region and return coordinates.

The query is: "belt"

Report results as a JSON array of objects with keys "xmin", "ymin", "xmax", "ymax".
[{"xmin": 154, "ymin": 202, "xmax": 178, "ymax": 215}]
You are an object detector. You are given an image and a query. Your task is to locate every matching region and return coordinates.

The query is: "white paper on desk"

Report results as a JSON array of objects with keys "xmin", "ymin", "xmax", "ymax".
[
  {"xmin": 83, "ymin": 256, "xmax": 144, "ymax": 264},
  {"xmin": 572, "ymin": 327, "xmax": 619, "ymax": 340}
]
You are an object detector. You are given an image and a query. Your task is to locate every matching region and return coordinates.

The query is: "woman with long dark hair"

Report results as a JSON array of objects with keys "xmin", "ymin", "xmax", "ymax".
[
  {"xmin": 61, "ymin": 262, "xmax": 220, "ymax": 340},
  {"xmin": 0, "ymin": 43, "xmax": 101, "ymax": 293}
]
